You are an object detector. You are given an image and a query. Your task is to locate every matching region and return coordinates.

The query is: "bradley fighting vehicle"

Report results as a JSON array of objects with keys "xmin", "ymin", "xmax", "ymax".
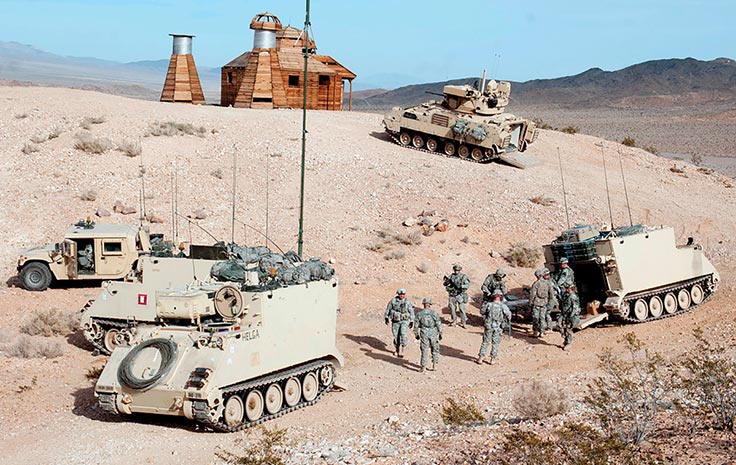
[
  {"xmin": 383, "ymin": 74, "xmax": 538, "ymax": 168},
  {"xmin": 94, "ymin": 252, "xmax": 342, "ymax": 431},
  {"xmin": 544, "ymin": 224, "xmax": 720, "ymax": 324}
]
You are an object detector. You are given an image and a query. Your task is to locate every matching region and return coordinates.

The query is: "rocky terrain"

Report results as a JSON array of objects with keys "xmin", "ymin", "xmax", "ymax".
[{"xmin": 0, "ymin": 86, "xmax": 734, "ymax": 464}]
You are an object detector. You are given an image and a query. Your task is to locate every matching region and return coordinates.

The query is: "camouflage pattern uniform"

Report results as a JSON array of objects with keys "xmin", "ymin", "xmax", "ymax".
[
  {"xmin": 529, "ymin": 269, "xmax": 556, "ymax": 337},
  {"xmin": 78, "ymin": 244, "xmax": 94, "ymax": 271},
  {"xmin": 477, "ymin": 290, "xmax": 511, "ymax": 364},
  {"xmin": 384, "ymin": 289, "xmax": 415, "ymax": 357},
  {"xmin": 558, "ymin": 285, "xmax": 580, "ymax": 349},
  {"xmin": 481, "ymin": 269, "xmax": 508, "ymax": 302},
  {"xmin": 445, "ymin": 265, "xmax": 470, "ymax": 327},
  {"xmin": 553, "ymin": 258, "xmax": 575, "ymax": 297},
  {"xmin": 414, "ymin": 297, "xmax": 442, "ymax": 371}
]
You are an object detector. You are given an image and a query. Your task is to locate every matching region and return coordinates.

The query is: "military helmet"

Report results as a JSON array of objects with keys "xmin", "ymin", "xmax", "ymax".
[
  {"xmin": 564, "ymin": 280, "xmax": 575, "ymax": 289},
  {"xmin": 422, "ymin": 297, "xmax": 433, "ymax": 306},
  {"xmin": 560, "ymin": 257, "xmax": 569, "ymax": 264},
  {"xmin": 453, "ymin": 264, "xmax": 462, "ymax": 271},
  {"xmin": 534, "ymin": 268, "xmax": 544, "ymax": 277},
  {"xmin": 542, "ymin": 267, "xmax": 551, "ymax": 276},
  {"xmin": 492, "ymin": 289, "xmax": 504, "ymax": 296},
  {"xmin": 396, "ymin": 288, "xmax": 407, "ymax": 295},
  {"xmin": 494, "ymin": 268, "xmax": 506, "ymax": 277}
]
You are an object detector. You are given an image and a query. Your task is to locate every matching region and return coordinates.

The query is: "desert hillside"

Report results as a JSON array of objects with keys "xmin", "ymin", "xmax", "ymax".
[{"xmin": 0, "ymin": 86, "xmax": 734, "ymax": 464}]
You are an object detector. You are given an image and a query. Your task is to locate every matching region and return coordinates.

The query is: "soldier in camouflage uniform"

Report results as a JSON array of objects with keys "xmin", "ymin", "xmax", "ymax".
[
  {"xmin": 384, "ymin": 288, "xmax": 415, "ymax": 358},
  {"xmin": 529, "ymin": 268, "xmax": 556, "ymax": 337},
  {"xmin": 542, "ymin": 268, "xmax": 556, "ymax": 331},
  {"xmin": 558, "ymin": 281, "xmax": 581, "ymax": 350},
  {"xmin": 481, "ymin": 268, "xmax": 508, "ymax": 302},
  {"xmin": 414, "ymin": 297, "xmax": 443, "ymax": 372},
  {"xmin": 553, "ymin": 257, "xmax": 575, "ymax": 296},
  {"xmin": 477, "ymin": 289, "xmax": 511, "ymax": 365},
  {"xmin": 444, "ymin": 264, "xmax": 470, "ymax": 328}
]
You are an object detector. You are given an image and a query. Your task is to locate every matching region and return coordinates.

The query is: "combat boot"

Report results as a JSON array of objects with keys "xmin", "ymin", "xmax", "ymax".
[
  {"xmin": 476, "ymin": 356, "xmax": 483, "ymax": 365},
  {"xmin": 459, "ymin": 322, "xmax": 466, "ymax": 329},
  {"xmin": 397, "ymin": 345, "xmax": 404, "ymax": 358},
  {"xmin": 420, "ymin": 366, "xmax": 426, "ymax": 373},
  {"xmin": 489, "ymin": 358, "xmax": 496, "ymax": 365},
  {"xmin": 430, "ymin": 363, "xmax": 436, "ymax": 371},
  {"xmin": 393, "ymin": 345, "xmax": 399, "ymax": 357}
]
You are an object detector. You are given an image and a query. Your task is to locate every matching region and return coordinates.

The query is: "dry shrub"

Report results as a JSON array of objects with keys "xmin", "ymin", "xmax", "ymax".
[
  {"xmin": 47, "ymin": 125, "xmax": 63, "ymax": 140},
  {"xmin": 211, "ymin": 168, "xmax": 224, "ymax": 179},
  {"xmin": 417, "ymin": 262, "xmax": 429, "ymax": 273},
  {"xmin": 505, "ymin": 242, "xmax": 541, "ymax": 268},
  {"xmin": 21, "ymin": 143, "xmax": 40, "ymax": 154},
  {"xmin": 384, "ymin": 249, "xmax": 406, "ymax": 260},
  {"xmin": 560, "ymin": 126, "xmax": 578, "ymax": 135},
  {"xmin": 80, "ymin": 116, "xmax": 106, "ymax": 129},
  {"xmin": 368, "ymin": 228, "xmax": 422, "ymax": 257},
  {"xmin": 216, "ymin": 426, "xmax": 291, "ymax": 465},
  {"xmin": 440, "ymin": 398, "xmax": 485, "ymax": 426},
  {"xmin": 690, "ymin": 153, "xmax": 704, "ymax": 166},
  {"xmin": 117, "ymin": 140, "xmax": 142, "ymax": 157},
  {"xmin": 529, "ymin": 195, "xmax": 556, "ymax": 206},
  {"xmin": 532, "ymin": 118, "xmax": 553, "ymax": 130},
  {"xmin": 20, "ymin": 308, "xmax": 79, "ymax": 337},
  {"xmin": 621, "ymin": 136, "xmax": 636, "ymax": 147},
  {"xmin": 17, "ymin": 376, "xmax": 38, "ymax": 393},
  {"xmin": 86, "ymin": 365, "xmax": 105, "ymax": 381},
  {"xmin": 669, "ymin": 164, "xmax": 685, "ymax": 174},
  {"xmin": 30, "ymin": 134, "xmax": 47, "ymax": 144},
  {"xmin": 15, "ymin": 112, "xmax": 29, "ymax": 119},
  {"xmin": 697, "ymin": 167, "xmax": 714, "ymax": 175},
  {"xmin": 2, "ymin": 334, "xmax": 64, "ymax": 359},
  {"xmin": 79, "ymin": 190, "xmax": 97, "ymax": 201},
  {"xmin": 643, "ymin": 145, "xmax": 658, "ymax": 155},
  {"xmin": 513, "ymin": 379, "xmax": 568, "ymax": 420},
  {"xmin": 147, "ymin": 121, "xmax": 207, "ymax": 137},
  {"xmin": 74, "ymin": 133, "xmax": 112, "ymax": 154}
]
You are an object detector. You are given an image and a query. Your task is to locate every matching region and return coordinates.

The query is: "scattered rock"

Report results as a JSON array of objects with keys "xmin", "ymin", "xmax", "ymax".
[
  {"xmin": 387, "ymin": 415, "xmax": 400, "ymax": 425},
  {"xmin": 403, "ymin": 217, "xmax": 417, "ymax": 227},
  {"xmin": 112, "ymin": 200, "xmax": 125, "ymax": 213},
  {"xmin": 422, "ymin": 225, "xmax": 435, "ymax": 236},
  {"xmin": 376, "ymin": 444, "xmax": 398, "ymax": 457},
  {"xmin": 95, "ymin": 207, "xmax": 111, "ymax": 217},
  {"xmin": 329, "ymin": 258, "xmax": 337, "ymax": 264},
  {"xmin": 419, "ymin": 217, "xmax": 433, "ymax": 226},
  {"xmin": 434, "ymin": 219, "xmax": 449, "ymax": 232},
  {"xmin": 420, "ymin": 209, "xmax": 436, "ymax": 217},
  {"xmin": 490, "ymin": 250, "xmax": 501, "ymax": 258},
  {"xmin": 146, "ymin": 213, "xmax": 165, "ymax": 224},
  {"xmin": 188, "ymin": 209, "xmax": 207, "ymax": 220}
]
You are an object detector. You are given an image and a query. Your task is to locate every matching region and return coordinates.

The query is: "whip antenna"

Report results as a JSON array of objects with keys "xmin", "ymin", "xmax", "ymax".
[
  {"xmin": 265, "ymin": 145, "xmax": 270, "ymax": 249},
  {"xmin": 600, "ymin": 144, "xmax": 614, "ymax": 229},
  {"xmin": 618, "ymin": 147, "xmax": 634, "ymax": 226},
  {"xmin": 557, "ymin": 147, "xmax": 571, "ymax": 230},
  {"xmin": 231, "ymin": 146, "xmax": 237, "ymax": 245},
  {"xmin": 297, "ymin": 0, "xmax": 312, "ymax": 258}
]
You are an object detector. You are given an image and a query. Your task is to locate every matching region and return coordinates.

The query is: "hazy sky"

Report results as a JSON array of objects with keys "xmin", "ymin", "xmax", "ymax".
[{"xmin": 1, "ymin": 0, "xmax": 732, "ymax": 88}]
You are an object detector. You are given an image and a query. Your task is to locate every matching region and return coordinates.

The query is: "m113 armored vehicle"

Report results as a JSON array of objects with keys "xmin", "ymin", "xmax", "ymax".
[
  {"xmin": 94, "ymin": 267, "xmax": 342, "ymax": 431},
  {"xmin": 383, "ymin": 73, "xmax": 538, "ymax": 168},
  {"xmin": 544, "ymin": 224, "xmax": 719, "ymax": 323}
]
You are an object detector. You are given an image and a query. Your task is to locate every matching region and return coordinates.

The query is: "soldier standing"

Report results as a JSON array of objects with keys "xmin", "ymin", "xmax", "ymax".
[
  {"xmin": 481, "ymin": 268, "xmax": 508, "ymax": 302},
  {"xmin": 384, "ymin": 288, "xmax": 415, "ymax": 358},
  {"xmin": 529, "ymin": 268, "xmax": 556, "ymax": 337},
  {"xmin": 542, "ymin": 268, "xmax": 556, "ymax": 331},
  {"xmin": 414, "ymin": 297, "xmax": 443, "ymax": 372},
  {"xmin": 444, "ymin": 264, "xmax": 470, "ymax": 328},
  {"xmin": 553, "ymin": 258, "xmax": 575, "ymax": 295},
  {"xmin": 477, "ymin": 289, "xmax": 511, "ymax": 365},
  {"xmin": 558, "ymin": 281, "xmax": 581, "ymax": 350}
]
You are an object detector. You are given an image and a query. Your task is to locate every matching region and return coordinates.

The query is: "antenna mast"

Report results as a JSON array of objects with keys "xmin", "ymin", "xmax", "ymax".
[
  {"xmin": 557, "ymin": 147, "xmax": 571, "ymax": 229},
  {"xmin": 231, "ymin": 146, "xmax": 237, "ymax": 244},
  {"xmin": 297, "ymin": 0, "xmax": 311, "ymax": 258},
  {"xmin": 265, "ymin": 145, "xmax": 270, "ymax": 248},
  {"xmin": 618, "ymin": 148, "xmax": 634, "ymax": 226},
  {"xmin": 139, "ymin": 149, "xmax": 146, "ymax": 227},
  {"xmin": 600, "ymin": 145, "xmax": 614, "ymax": 229}
]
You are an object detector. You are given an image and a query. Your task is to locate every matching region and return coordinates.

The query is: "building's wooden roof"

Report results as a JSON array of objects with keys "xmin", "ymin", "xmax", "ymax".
[
  {"xmin": 278, "ymin": 48, "xmax": 336, "ymax": 74},
  {"xmin": 224, "ymin": 51, "xmax": 252, "ymax": 68},
  {"xmin": 277, "ymin": 26, "xmax": 316, "ymax": 49},
  {"xmin": 314, "ymin": 55, "xmax": 356, "ymax": 80}
]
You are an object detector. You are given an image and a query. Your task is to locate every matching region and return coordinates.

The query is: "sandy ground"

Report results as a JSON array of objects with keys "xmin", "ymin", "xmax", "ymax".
[{"xmin": 0, "ymin": 86, "xmax": 735, "ymax": 464}]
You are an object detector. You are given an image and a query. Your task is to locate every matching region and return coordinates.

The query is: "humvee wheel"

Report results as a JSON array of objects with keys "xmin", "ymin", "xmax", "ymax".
[
  {"xmin": 677, "ymin": 289, "xmax": 691, "ymax": 310},
  {"xmin": 265, "ymin": 384, "xmax": 283, "ymax": 415},
  {"xmin": 319, "ymin": 364, "xmax": 334, "ymax": 387},
  {"xmin": 458, "ymin": 145, "xmax": 470, "ymax": 159},
  {"xmin": 426, "ymin": 138, "xmax": 438, "ymax": 152},
  {"xmin": 399, "ymin": 132, "xmax": 411, "ymax": 146},
  {"xmin": 443, "ymin": 141, "xmax": 456, "ymax": 156},
  {"xmin": 470, "ymin": 147, "xmax": 484, "ymax": 161},
  {"xmin": 663, "ymin": 293, "xmax": 678, "ymax": 314},
  {"xmin": 20, "ymin": 262, "xmax": 52, "ymax": 292},
  {"xmin": 412, "ymin": 135, "xmax": 424, "ymax": 149},
  {"xmin": 633, "ymin": 299, "xmax": 648, "ymax": 321},
  {"xmin": 302, "ymin": 372, "xmax": 319, "ymax": 402},
  {"xmin": 245, "ymin": 390, "xmax": 264, "ymax": 422},
  {"xmin": 690, "ymin": 284, "xmax": 704, "ymax": 305},
  {"xmin": 284, "ymin": 377, "xmax": 301, "ymax": 407},
  {"xmin": 649, "ymin": 296, "xmax": 663, "ymax": 318},
  {"xmin": 223, "ymin": 395, "xmax": 245, "ymax": 427},
  {"xmin": 103, "ymin": 329, "xmax": 120, "ymax": 353}
]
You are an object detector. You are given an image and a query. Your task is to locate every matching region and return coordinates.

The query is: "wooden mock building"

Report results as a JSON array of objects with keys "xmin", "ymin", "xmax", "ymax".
[
  {"xmin": 160, "ymin": 34, "xmax": 205, "ymax": 105},
  {"xmin": 221, "ymin": 13, "xmax": 356, "ymax": 110}
]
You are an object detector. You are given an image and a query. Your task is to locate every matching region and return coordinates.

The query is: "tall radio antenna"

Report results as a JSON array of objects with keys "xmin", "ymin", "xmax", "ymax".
[
  {"xmin": 557, "ymin": 147, "xmax": 571, "ymax": 230},
  {"xmin": 265, "ymin": 145, "xmax": 270, "ymax": 248},
  {"xmin": 297, "ymin": 0, "xmax": 312, "ymax": 258},
  {"xmin": 600, "ymin": 144, "xmax": 614, "ymax": 229},
  {"xmin": 138, "ymin": 147, "xmax": 146, "ymax": 227},
  {"xmin": 618, "ymin": 147, "xmax": 634, "ymax": 226},
  {"xmin": 231, "ymin": 146, "xmax": 237, "ymax": 244}
]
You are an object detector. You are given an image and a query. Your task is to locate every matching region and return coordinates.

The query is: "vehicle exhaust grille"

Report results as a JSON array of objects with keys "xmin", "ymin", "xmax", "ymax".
[{"xmin": 431, "ymin": 114, "xmax": 449, "ymax": 127}]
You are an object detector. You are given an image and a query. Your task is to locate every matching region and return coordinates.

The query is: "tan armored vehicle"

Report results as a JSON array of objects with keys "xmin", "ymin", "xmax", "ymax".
[
  {"xmin": 544, "ymin": 224, "xmax": 720, "ymax": 323},
  {"xmin": 16, "ymin": 219, "xmax": 159, "ymax": 291},
  {"xmin": 94, "ymin": 276, "xmax": 342, "ymax": 431},
  {"xmin": 383, "ymin": 75, "xmax": 538, "ymax": 168}
]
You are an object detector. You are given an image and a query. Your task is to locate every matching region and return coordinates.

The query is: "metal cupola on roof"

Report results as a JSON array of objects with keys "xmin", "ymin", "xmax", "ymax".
[
  {"xmin": 250, "ymin": 12, "xmax": 282, "ymax": 49},
  {"xmin": 160, "ymin": 34, "xmax": 205, "ymax": 105}
]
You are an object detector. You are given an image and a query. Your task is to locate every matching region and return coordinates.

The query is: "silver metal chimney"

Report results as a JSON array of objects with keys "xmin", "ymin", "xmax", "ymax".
[{"xmin": 170, "ymin": 34, "xmax": 194, "ymax": 55}]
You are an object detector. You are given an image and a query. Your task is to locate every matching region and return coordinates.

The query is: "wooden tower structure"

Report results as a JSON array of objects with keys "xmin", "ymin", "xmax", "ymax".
[
  {"xmin": 160, "ymin": 34, "xmax": 206, "ymax": 105},
  {"xmin": 221, "ymin": 12, "xmax": 356, "ymax": 110}
]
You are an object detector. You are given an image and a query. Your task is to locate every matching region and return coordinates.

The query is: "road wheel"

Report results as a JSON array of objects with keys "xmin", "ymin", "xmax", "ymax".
[
  {"xmin": 458, "ymin": 145, "xmax": 470, "ymax": 159},
  {"xmin": 649, "ymin": 296, "xmax": 663, "ymax": 318},
  {"xmin": 663, "ymin": 293, "xmax": 678, "ymax": 314},
  {"xmin": 103, "ymin": 329, "xmax": 120, "ymax": 353},
  {"xmin": 302, "ymin": 372, "xmax": 319, "ymax": 402},
  {"xmin": 245, "ymin": 390, "xmax": 264, "ymax": 422},
  {"xmin": 412, "ymin": 135, "xmax": 424, "ymax": 149},
  {"xmin": 284, "ymin": 377, "xmax": 301, "ymax": 407},
  {"xmin": 633, "ymin": 299, "xmax": 648, "ymax": 321},
  {"xmin": 690, "ymin": 284, "xmax": 704, "ymax": 305},
  {"xmin": 264, "ymin": 384, "xmax": 283, "ymax": 415},
  {"xmin": 398, "ymin": 132, "xmax": 411, "ymax": 146},
  {"xmin": 677, "ymin": 289, "xmax": 691, "ymax": 310},
  {"xmin": 319, "ymin": 364, "xmax": 335, "ymax": 387},
  {"xmin": 223, "ymin": 395, "xmax": 245, "ymax": 427},
  {"xmin": 20, "ymin": 262, "xmax": 52, "ymax": 291},
  {"xmin": 443, "ymin": 141, "xmax": 456, "ymax": 156},
  {"xmin": 470, "ymin": 147, "xmax": 484, "ymax": 161},
  {"xmin": 426, "ymin": 138, "xmax": 438, "ymax": 152}
]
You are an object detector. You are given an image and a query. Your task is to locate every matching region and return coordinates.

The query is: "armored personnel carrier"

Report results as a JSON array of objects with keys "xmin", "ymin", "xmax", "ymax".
[
  {"xmin": 94, "ymin": 273, "xmax": 342, "ymax": 431},
  {"xmin": 544, "ymin": 224, "xmax": 720, "ymax": 323},
  {"xmin": 383, "ymin": 76, "xmax": 538, "ymax": 168}
]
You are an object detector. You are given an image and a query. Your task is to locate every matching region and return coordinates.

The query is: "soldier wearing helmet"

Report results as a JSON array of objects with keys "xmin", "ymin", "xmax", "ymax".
[
  {"xmin": 414, "ymin": 297, "xmax": 443, "ymax": 372},
  {"xmin": 481, "ymin": 268, "xmax": 508, "ymax": 302},
  {"xmin": 553, "ymin": 257, "xmax": 575, "ymax": 295},
  {"xmin": 529, "ymin": 268, "xmax": 556, "ymax": 337},
  {"xmin": 384, "ymin": 288, "xmax": 415, "ymax": 358},
  {"xmin": 443, "ymin": 264, "xmax": 470, "ymax": 328},
  {"xmin": 558, "ymin": 280, "xmax": 580, "ymax": 350},
  {"xmin": 477, "ymin": 289, "xmax": 511, "ymax": 365}
]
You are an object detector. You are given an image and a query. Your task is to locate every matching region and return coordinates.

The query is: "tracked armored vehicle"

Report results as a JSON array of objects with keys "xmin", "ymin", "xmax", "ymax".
[
  {"xmin": 94, "ymin": 272, "xmax": 342, "ymax": 431},
  {"xmin": 383, "ymin": 76, "xmax": 538, "ymax": 168},
  {"xmin": 544, "ymin": 224, "xmax": 720, "ymax": 323}
]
